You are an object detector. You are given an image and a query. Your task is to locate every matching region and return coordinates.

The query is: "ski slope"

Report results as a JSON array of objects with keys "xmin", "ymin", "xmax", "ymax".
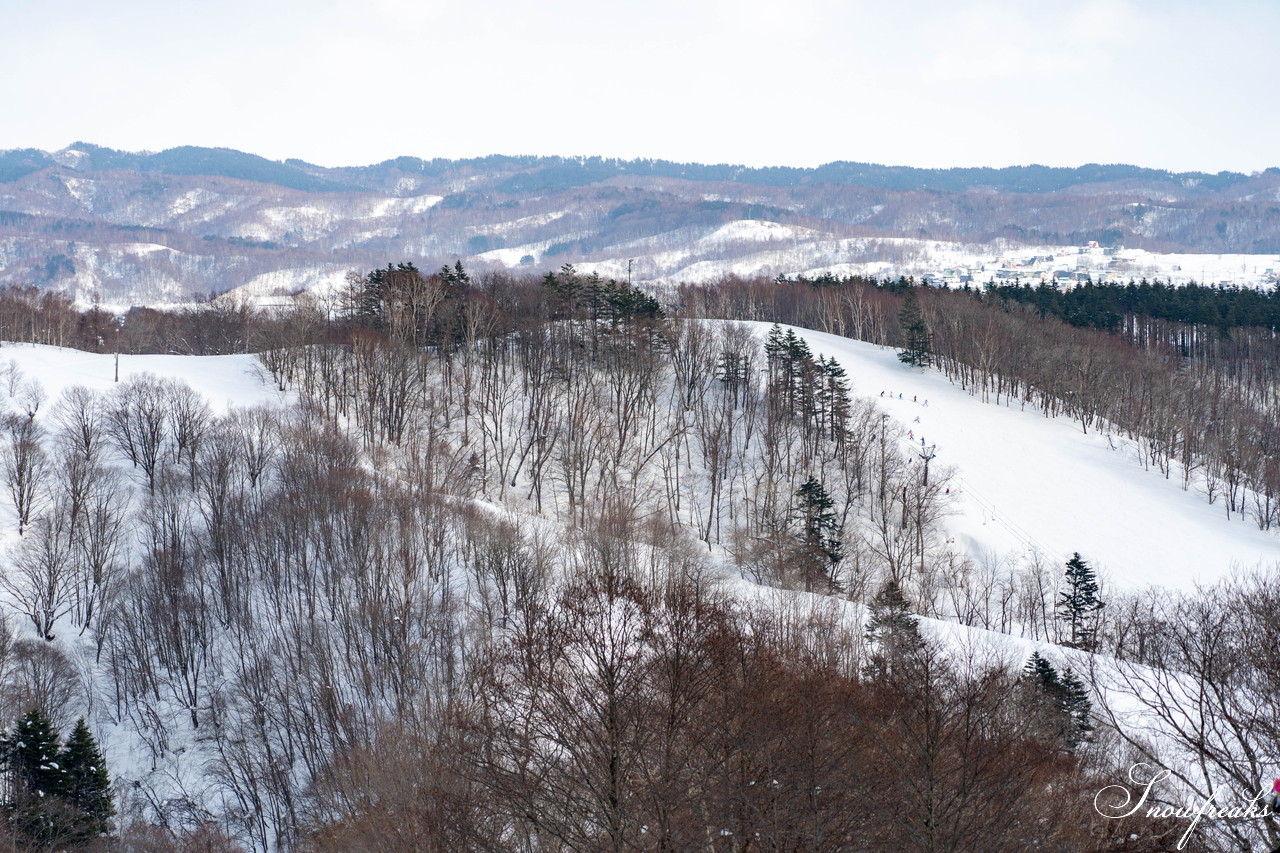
[
  {"xmin": 0, "ymin": 342, "xmax": 285, "ymax": 414},
  {"xmin": 753, "ymin": 323, "xmax": 1280, "ymax": 592}
]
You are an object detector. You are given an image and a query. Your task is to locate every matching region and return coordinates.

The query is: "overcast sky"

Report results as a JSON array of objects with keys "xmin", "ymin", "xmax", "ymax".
[{"xmin": 3, "ymin": 0, "xmax": 1276, "ymax": 172}]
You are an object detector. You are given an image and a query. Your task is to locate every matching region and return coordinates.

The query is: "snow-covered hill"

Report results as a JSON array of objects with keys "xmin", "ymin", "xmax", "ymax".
[
  {"xmin": 5, "ymin": 326, "xmax": 1271, "ymax": 596},
  {"xmin": 0, "ymin": 342, "xmax": 281, "ymax": 413},
  {"xmin": 13, "ymin": 329, "xmax": 1279, "ymax": 584},
  {"xmin": 2, "ymin": 323, "xmax": 1273, "ymax": 846},
  {"xmin": 768, "ymin": 324, "xmax": 1280, "ymax": 591}
]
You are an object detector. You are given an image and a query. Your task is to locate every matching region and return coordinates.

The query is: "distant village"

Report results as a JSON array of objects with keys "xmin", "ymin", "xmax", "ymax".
[{"xmin": 922, "ymin": 243, "xmax": 1280, "ymax": 291}]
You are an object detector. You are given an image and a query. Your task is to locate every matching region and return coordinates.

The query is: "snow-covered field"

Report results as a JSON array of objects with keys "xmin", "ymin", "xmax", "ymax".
[{"xmin": 0, "ymin": 342, "xmax": 283, "ymax": 415}]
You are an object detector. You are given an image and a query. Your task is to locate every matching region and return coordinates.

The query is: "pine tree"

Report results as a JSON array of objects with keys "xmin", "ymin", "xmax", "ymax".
[
  {"xmin": 1022, "ymin": 653, "xmax": 1093, "ymax": 751},
  {"xmin": 0, "ymin": 712, "xmax": 115, "ymax": 848},
  {"xmin": 763, "ymin": 323, "xmax": 787, "ymax": 362},
  {"xmin": 1024, "ymin": 651, "xmax": 1059, "ymax": 687},
  {"xmin": 60, "ymin": 718, "xmax": 114, "ymax": 842},
  {"xmin": 1, "ymin": 709, "xmax": 68, "ymax": 847},
  {"xmin": 1059, "ymin": 667, "xmax": 1094, "ymax": 749},
  {"xmin": 440, "ymin": 259, "xmax": 470, "ymax": 285},
  {"xmin": 1058, "ymin": 552, "xmax": 1104, "ymax": 650},
  {"xmin": 818, "ymin": 356, "xmax": 851, "ymax": 440},
  {"xmin": 793, "ymin": 477, "xmax": 843, "ymax": 593},
  {"xmin": 764, "ymin": 325, "xmax": 812, "ymax": 417},
  {"xmin": 897, "ymin": 287, "xmax": 933, "ymax": 367},
  {"xmin": 716, "ymin": 350, "xmax": 749, "ymax": 405},
  {"xmin": 3, "ymin": 709, "xmax": 64, "ymax": 799},
  {"xmin": 864, "ymin": 579, "xmax": 924, "ymax": 678}
]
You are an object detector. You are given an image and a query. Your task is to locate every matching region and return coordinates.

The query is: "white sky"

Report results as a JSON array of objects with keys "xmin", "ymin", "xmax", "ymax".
[{"xmin": 3, "ymin": 0, "xmax": 1277, "ymax": 173}]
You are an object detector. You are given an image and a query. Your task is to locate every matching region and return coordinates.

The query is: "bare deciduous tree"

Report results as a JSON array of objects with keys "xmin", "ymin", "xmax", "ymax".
[
  {"xmin": 1, "ymin": 413, "xmax": 49, "ymax": 534},
  {"xmin": 1, "ymin": 511, "xmax": 74, "ymax": 639}
]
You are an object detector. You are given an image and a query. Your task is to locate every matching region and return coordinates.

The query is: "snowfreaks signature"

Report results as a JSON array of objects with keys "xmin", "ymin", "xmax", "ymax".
[{"xmin": 1095, "ymin": 763, "xmax": 1277, "ymax": 850}]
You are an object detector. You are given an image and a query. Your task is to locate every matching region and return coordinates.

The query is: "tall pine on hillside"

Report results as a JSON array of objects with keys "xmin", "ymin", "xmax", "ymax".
[
  {"xmin": 1058, "ymin": 552, "xmax": 1104, "ymax": 650},
  {"xmin": 897, "ymin": 287, "xmax": 932, "ymax": 367},
  {"xmin": 793, "ymin": 477, "xmax": 844, "ymax": 593},
  {"xmin": 1058, "ymin": 667, "xmax": 1094, "ymax": 749},
  {"xmin": 1024, "ymin": 652, "xmax": 1093, "ymax": 751},
  {"xmin": 2, "ymin": 709, "xmax": 67, "ymax": 847},
  {"xmin": 864, "ymin": 579, "xmax": 925, "ymax": 678},
  {"xmin": 61, "ymin": 718, "xmax": 114, "ymax": 843}
]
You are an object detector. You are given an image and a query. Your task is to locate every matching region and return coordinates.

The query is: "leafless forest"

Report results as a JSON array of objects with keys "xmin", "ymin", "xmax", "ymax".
[{"xmin": 0, "ymin": 268, "xmax": 1275, "ymax": 851}]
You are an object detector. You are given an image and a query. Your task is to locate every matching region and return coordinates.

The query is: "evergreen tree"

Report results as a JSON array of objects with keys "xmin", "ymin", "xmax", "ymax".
[
  {"xmin": 716, "ymin": 350, "xmax": 749, "ymax": 405},
  {"xmin": 1022, "ymin": 653, "xmax": 1093, "ymax": 751},
  {"xmin": 1058, "ymin": 552, "xmax": 1104, "ymax": 650},
  {"xmin": 1024, "ymin": 650, "xmax": 1059, "ymax": 687},
  {"xmin": 1059, "ymin": 667, "xmax": 1094, "ymax": 749},
  {"xmin": 439, "ymin": 259, "xmax": 470, "ymax": 285},
  {"xmin": 600, "ymin": 279, "xmax": 663, "ymax": 324},
  {"xmin": 0, "ymin": 711, "xmax": 114, "ymax": 849},
  {"xmin": 818, "ymin": 356, "xmax": 851, "ymax": 440},
  {"xmin": 783, "ymin": 328, "xmax": 811, "ymax": 363},
  {"xmin": 897, "ymin": 287, "xmax": 933, "ymax": 367},
  {"xmin": 1, "ymin": 709, "xmax": 68, "ymax": 847},
  {"xmin": 793, "ymin": 477, "xmax": 843, "ymax": 593},
  {"xmin": 3, "ymin": 709, "xmax": 64, "ymax": 799},
  {"xmin": 763, "ymin": 323, "xmax": 787, "ymax": 362},
  {"xmin": 60, "ymin": 718, "xmax": 114, "ymax": 842},
  {"xmin": 864, "ymin": 579, "xmax": 924, "ymax": 678},
  {"xmin": 764, "ymin": 325, "xmax": 808, "ymax": 416},
  {"xmin": 541, "ymin": 264, "xmax": 583, "ymax": 318}
]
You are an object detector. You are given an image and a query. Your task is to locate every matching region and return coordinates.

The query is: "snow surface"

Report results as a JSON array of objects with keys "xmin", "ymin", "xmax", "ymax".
[
  {"xmin": 0, "ymin": 343, "xmax": 285, "ymax": 414},
  {"xmin": 557, "ymin": 226, "xmax": 1280, "ymax": 290},
  {"xmin": 229, "ymin": 265, "xmax": 353, "ymax": 307},
  {"xmin": 745, "ymin": 323, "xmax": 1280, "ymax": 592},
  {"xmin": 0, "ymin": 343, "xmax": 289, "ymax": 797},
  {"xmin": 366, "ymin": 194, "xmax": 442, "ymax": 217},
  {"xmin": 694, "ymin": 219, "xmax": 822, "ymax": 246}
]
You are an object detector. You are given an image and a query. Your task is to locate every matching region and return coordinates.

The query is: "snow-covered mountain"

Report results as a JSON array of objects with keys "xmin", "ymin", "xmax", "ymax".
[{"xmin": 4, "ymin": 143, "xmax": 1280, "ymax": 305}]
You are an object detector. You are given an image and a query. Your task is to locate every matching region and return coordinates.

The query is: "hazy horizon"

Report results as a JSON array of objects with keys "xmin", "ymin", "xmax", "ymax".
[{"xmin": 4, "ymin": 0, "xmax": 1278, "ymax": 175}]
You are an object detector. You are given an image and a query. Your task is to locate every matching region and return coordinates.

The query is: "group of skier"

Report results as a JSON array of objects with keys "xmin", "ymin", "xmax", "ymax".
[{"xmin": 879, "ymin": 391, "xmax": 928, "ymax": 407}]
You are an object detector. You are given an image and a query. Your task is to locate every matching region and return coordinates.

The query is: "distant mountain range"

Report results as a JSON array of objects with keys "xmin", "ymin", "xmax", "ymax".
[{"xmin": 2, "ymin": 143, "xmax": 1279, "ymax": 304}]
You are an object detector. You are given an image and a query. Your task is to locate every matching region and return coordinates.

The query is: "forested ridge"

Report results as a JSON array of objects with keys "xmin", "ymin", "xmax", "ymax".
[
  {"xmin": 6, "ymin": 142, "xmax": 1280, "ymax": 304},
  {"xmin": 0, "ymin": 145, "xmax": 1259, "ymax": 195},
  {"xmin": 0, "ymin": 268, "xmax": 1273, "ymax": 850}
]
